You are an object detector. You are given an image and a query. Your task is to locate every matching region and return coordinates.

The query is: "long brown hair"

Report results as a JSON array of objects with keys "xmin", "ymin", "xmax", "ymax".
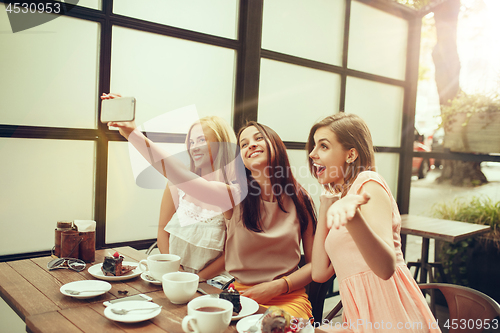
[
  {"xmin": 237, "ymin": 122, "xmax": 316, "ymax": 233},
  {"xmin": 306, "ymin": 113, "xmax": 375, "ymax": 197}
]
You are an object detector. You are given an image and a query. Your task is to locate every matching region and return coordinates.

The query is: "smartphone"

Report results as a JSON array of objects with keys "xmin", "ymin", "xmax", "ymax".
[
  {"xmin": 103, "ymin": 293, "xmax": 152, "ymax": 306},
  {"xmin": 100, "ymin": 96, "xmax": 136, "ymax": 123}
]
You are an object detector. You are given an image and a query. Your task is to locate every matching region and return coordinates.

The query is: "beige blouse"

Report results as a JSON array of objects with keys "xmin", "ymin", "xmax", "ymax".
[{"xmin": 225, "ymin": 197, "xmax": 302, "ymax": 285}]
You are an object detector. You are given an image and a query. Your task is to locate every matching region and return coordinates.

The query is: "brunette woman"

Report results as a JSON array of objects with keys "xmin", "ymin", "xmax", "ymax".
[{"xmin": 308, "ymin": 113, "xmax": 440, "ymax": 332}]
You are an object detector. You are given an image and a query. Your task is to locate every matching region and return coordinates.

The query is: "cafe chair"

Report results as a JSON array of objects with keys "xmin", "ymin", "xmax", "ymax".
[
  {"xmin": 419, "ymin": 283, "xmax": 500, "ymax": 333},
  {"xmin": 324, "ymin": 300, "xmax": 343, "ymax": 322},
  {"xmin": 146, "ymin": 241, "xmax": 157, "ymax": 255}
]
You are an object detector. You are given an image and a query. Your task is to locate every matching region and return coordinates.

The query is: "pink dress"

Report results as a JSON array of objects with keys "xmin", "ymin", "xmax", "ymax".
[{"xmin": 322, "ymin": 171, "xmax": 441, "ymax": 332}]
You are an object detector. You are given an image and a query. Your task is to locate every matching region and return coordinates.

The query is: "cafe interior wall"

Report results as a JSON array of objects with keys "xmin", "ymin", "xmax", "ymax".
[{"xmin": 0, "ymin": 0, "xmax": 419, "ymax": 260}]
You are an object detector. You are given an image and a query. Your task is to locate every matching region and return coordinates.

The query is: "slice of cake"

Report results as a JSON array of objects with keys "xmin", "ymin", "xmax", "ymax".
[
  {"xmin": 101, "ymin": 251, "xmax": 136, "ymax": 276},
  {"xmin": 219, "ymin": 283, "xmax": 242, "ymax": 315}
]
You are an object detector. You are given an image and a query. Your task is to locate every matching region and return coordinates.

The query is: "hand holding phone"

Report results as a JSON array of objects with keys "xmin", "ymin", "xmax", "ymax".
[
  {"xmin": 100, "ymin": 95, "xmax": 136, "ymax": 123},
  {"xmin": 101, "ymin": 93, "xmax": 137, "ymax": 140}
]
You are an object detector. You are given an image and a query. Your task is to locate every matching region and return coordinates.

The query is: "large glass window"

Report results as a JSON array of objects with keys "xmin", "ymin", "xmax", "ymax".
[
  {"xmin": 348, "ymin": 1, "xmax": 408, "ymax": 80},
  {"xmin": 374, "ymin": 152, "xmax": 400, "ymax": 197},
  {"xmin": 0, "ymin": 138, "xmax": 95, "ymax": 255},
  {"xmin": 0, "ymin": 7, "xmax": 99, "ymax": 129},
  {"xmin": 345, "ymin": 77, "xmax": 404, "ymax": 148},
  {"xmin": 77, "ymin": 0, "xmax": 101, "ymax": 10},
  {"xmin": 258, "ymin": 59, "xmax": 341, "ymax": 142},
  {"xmin": 105, "ymin": 141, "xmax": 186, "ymax": 243},
  {"xmin": 110, "ymin": 26, "xmax": 235, "ymax": 128},
  {"xmin": 113, "ymin": 0, "xmax": 239, "ymax": 40},
  {"xmin": 262, "ymin": 0, "xmax": 345, "ymax": 65}
]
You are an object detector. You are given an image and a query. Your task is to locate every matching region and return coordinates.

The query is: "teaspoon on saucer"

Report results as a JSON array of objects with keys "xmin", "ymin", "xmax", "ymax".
[{"xmin": 65, "ymin": 289, "xmax": 109, "ymax": 295}]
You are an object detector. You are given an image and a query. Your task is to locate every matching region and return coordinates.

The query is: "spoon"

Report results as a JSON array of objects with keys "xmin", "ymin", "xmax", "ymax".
[
  {"xmin": 65, "ymin": 289, "xmax": 109, "ymax": 295},
  {"xmin": 111, "ymin": 305, "xmax": 162, "ymax": 315},
  {"xmin": 247, "ymin": 314, "xmax": 264, "ymax": 333},
  {"xmin": 143, "ymin": 273, "xmax": 158, "ymax": 282}
]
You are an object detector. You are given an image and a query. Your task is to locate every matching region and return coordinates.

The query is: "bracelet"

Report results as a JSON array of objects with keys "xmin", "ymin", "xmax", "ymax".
[{"xmin": 280, "ymin": 276, "xmax": 291, "ymax": 294}]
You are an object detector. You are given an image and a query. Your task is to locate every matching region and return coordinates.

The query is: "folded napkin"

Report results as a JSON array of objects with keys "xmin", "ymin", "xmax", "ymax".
[{"xmin": 74, "ymin": 220, "xmax": 96, "ymax": 232}]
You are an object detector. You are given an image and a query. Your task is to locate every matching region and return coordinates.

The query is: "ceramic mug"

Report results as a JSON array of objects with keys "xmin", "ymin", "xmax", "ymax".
[
  {"xmin": 182, "ymin": 297, "xmax": 233, "ymax": 333},
  {"xmin": 162, "ymin": 271, "xmax": 199, "ymax": 304},
  {"xmin": 138, "ymin": 254, "xmax": 180, "ymax": 281}
]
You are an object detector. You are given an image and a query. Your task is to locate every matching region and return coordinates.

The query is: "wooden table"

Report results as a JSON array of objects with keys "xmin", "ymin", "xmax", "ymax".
[
  {"xmin": 400, "ymin": 214, "xmax": 491, "ymax": 284},
  {"xmin": 0, "ymin": 246, "xmax": 266, "ymax": 333}
]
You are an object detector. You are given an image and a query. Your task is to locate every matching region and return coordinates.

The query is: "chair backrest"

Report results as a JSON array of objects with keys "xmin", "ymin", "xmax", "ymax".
[
  {"xmin": 299, "ymin": 255, "xmax": 335, "ymax": 323},
  {"xmin": 419, "ymin": 283, "xmax": 500, "ymax": 333}
]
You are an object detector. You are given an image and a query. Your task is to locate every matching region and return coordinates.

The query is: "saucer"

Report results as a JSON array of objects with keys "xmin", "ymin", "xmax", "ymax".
[
  {"xmin": 104, "ymin": 300, "xmax": 162, "ymax": 323},
  {"xmin": 140, "ymin": 272, "xmax": 162, "ymax": 285},
  {"xmin": 88, "ymin": 261, "xmax": 141, "ymax": 281},
  {"xmin": 60, "ymin": 280, "xmax": 112, "ymax": 299}
]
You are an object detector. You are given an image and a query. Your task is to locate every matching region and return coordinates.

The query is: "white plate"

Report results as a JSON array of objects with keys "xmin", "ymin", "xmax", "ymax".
[
  {"xmin": 198, "ymin": 295, "xmax": 259, "ymax": 321},
  {"xmin": 233, "ymin": 295, "xmax": 259, "ymax": 320},
  {"xmin": 104, "ymin": 300, "xmax": 162, "ymax": 323},
  {"xmin": 88, "ymin": 261, "xmax": 141, "ymax": 281},
  {"xmin": 60, "ymin": 280, "xmax": 112, "ymax": 299},
  {"xmin": 140, "ymin": 272, "xmax": 161, "ymax": 285},
  {"xmin": 236, "ymin": 314, "xmax": 315, "ymax": 333}
]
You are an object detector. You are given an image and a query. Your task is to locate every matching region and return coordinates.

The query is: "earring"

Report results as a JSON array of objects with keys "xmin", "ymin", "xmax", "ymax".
[{"xmin": 346, "ymin": 159, "xmax": 351, "ymax": 164}]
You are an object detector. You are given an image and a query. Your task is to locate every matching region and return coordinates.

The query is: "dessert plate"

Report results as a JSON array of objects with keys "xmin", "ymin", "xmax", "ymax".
[
  {"xmin": 60, "ymin": 280, "xmax": 112, "ymax": 299},
  {"xmin": 233, "ymin": 296, "xmax": 259, "ymax": 320},
  {"xmin": 236, "ymin": 314, "xmax": 315, "ymax": 333},
  {"xmin": 88, "ymin": 261, "xmax": 141, "ymax": 281},
  {"xmin": 140, "ymin": 271, "xmax": 162, "ymax": 285},
  {"xmin": 104, "ymin": 300, "xmax": 162, "ymax": 323}
]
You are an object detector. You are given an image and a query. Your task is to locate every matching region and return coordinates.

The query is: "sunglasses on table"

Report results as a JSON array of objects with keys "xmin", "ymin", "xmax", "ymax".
[{"xmin": 47, "ymin": 258, "xmax": 87, "ymax": 272}]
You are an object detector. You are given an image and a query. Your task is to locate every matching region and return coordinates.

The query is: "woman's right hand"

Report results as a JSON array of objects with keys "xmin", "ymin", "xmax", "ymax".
[{"xmin": 101, "ymin": 93, "xmax": 137, "ymax": 140}]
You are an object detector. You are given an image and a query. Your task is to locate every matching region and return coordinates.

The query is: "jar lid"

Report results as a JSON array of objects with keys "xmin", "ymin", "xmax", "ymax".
[{"xmin": 57, "ymin": 221, "xmax": 73, "ymax": 229}]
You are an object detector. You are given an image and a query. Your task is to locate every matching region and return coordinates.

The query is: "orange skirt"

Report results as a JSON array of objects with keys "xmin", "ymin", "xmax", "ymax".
[{"xmin": 233, "ymin": 280, "xmax": 312, "ymax": 320}]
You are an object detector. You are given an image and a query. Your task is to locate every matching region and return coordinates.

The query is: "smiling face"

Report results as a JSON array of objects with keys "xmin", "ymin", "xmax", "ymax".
[
  {"xmin": 309, "ymin": 126, "xmax": 355, "ymax": 186},
  {"xmin": 188, "ymin": 124, "xmax": 219, "ymax": 175},
  {"xmin": 238, "ymin": 125, "xmax": 272, "ymax": 172}
]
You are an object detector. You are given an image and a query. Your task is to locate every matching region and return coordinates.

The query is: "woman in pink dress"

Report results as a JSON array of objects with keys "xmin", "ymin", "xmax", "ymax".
[{"xmin": 307, "ymin": 113, "xmax": 441, "ymax": 332}]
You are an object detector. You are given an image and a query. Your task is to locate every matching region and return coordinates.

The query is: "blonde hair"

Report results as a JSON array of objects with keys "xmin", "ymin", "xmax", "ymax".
[{"xmin": 186, "ymin": 116, "xmax": 237, "ymax": 183}]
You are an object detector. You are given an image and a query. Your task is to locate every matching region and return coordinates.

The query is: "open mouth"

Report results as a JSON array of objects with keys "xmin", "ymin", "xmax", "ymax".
[
  {"xmin": 249, "ymin": 151, "xmax": 263, "ymax": 158},
  {"xmin": 313, "ymin": 163, "xmax": 326, "ymax": 176}
]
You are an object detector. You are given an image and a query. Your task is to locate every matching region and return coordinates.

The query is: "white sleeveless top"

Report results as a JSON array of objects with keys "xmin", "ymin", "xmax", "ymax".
[{"xmin": 164, "ymin": 189, "xmax": 226, "ymax": 273}]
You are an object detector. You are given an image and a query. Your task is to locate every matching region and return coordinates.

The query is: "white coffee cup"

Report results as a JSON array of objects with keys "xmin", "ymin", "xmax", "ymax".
[
  {"xmin": 162, "ymin": 271, "xmax": 199, "ymax": 304},
  {"xmin": 139, "ymin": 254, "xmax": 180, "ymax": 281},
  {"xmin": 182, "ymin": 297, "xmax": 233, "ymax": 333}
]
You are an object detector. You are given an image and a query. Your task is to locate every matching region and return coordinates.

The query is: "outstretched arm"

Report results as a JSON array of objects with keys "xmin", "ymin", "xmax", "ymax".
[
  {"xmin": 102, "ymin": 94, "xmax": 239, "ymax": 211},
  {"xmin": 327, "ymin": 181, "xmax": 396, "ymax": 280}
]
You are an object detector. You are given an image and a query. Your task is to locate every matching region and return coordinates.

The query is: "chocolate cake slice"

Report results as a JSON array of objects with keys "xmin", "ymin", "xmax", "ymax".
[
  {"xmin": 219, "ymin": 283, "xmax": 242, "ymax": 315},
  {"xmin": 101, "ymin": 252, "xmax": 136, "ymax": 276}
]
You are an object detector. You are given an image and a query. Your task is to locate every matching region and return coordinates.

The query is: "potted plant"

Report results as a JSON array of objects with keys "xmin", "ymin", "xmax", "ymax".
[
  {"xmin": 442, "ymin": 93, "xmax": 500, "ymax": 154},
  {"xmin": 432, "ymin": 196, "xmax": 500, "ymax": 303}
]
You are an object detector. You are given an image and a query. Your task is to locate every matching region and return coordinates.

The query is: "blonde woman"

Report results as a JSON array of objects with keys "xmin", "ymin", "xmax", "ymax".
[{"xmin": 157, "ymin": 116, "xmax": 237, "ymax": 282}]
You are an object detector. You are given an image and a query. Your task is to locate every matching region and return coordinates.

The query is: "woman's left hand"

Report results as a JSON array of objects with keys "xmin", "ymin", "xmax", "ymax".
[
  {"xmin": 326, "ymin": 192, "xmax": 370, "ymax": 229},
  {"xmin": 240, "ymin": 280, "xmax": 284, "ymax": 304}
]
